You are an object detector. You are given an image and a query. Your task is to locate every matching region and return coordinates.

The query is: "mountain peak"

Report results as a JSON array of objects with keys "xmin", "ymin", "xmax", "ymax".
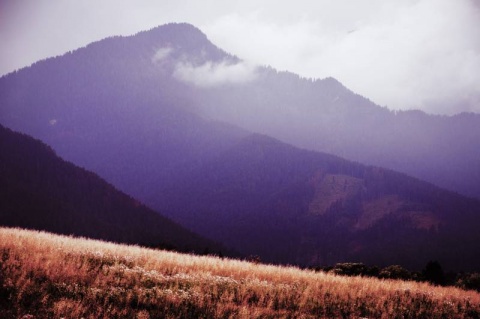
[
  {"xmin": 152, "ymin": 22, "xmax": 204, "ymax": 34},
  {"xmin": 139, "ymin": 22, "xmax": 207, "ymax": 42},
  {"xmin": 128, "ymin": 22, "xmax": 230, "ymax": 63},
  {"xmin": 131, "ymin": 23, "xmax": 214, "ymax": 52}
]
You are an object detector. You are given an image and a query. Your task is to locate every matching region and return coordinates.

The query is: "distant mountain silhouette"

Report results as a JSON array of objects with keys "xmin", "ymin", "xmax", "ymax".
[
  {"xmin": 1, "ymin": 23, "xmax": 479, "ymax": 200},
  {"xmin": 155, "ymin": 133, "xmax": 480, "ymax": 271},
  {"xmin": 0, "ymin": 124, "xmax": 224, "ymax": 254},
  {"xmin": 193, "ymin": 65, "xmax": 480, "ymax": 201},
  {"xmin": 0, "ymin": 23, "xmax": 248, "ymax": 201},
  {"xmin": 1, "ymin": 23, "xmax": 480, "ymax": 270}
]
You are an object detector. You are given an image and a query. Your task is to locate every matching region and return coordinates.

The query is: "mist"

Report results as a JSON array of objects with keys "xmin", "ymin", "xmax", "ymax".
[
  {"xmin": 203, "ymin": 0, "xmax": 480, "ymax": 114},
  {"xmin": 173, "ymin": 60, "xmax": 258, "ymax": 88},
  {"xmin": 1, "ymin": 0, "xmax": 480, "ymax": 114}
]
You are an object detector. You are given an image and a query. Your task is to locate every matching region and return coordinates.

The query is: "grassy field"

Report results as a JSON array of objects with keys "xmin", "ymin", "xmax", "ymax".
[{"xmin": 1, "ymin": 227, "xmax": 479, "ymax": 318}]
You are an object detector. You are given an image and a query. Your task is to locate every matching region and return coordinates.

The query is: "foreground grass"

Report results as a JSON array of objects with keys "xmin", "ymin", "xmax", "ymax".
[{"xmin": 1, "ymin": 227, "xmax": 479, "ymax": 318}]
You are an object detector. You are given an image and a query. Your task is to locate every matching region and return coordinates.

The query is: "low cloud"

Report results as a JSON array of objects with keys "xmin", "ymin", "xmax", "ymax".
[
  {"xmin": 173, "ymin": 60, "xmax": 257, "ymax": 88},
  {"xmin": 3, "ymin": 0, "xmax": 480, "ymax": 114},
  {"xmin": 203, "ymin": 0, "xmax": 480, "ymax": 114},
  {"xmin": 152, "ymin": 47, "xmax": 173, "ymax": 63}
]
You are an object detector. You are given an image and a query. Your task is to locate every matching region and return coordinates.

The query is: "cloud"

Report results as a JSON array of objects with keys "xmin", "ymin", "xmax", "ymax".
[
  {"xmin": 202, "ymin": 0, "xmax": 480, "ymax": 114},
  {"xmin": 2, "ymin": 0, "xmax": 480, "ymax": 114},
  {"xmin": 173, "ymin": 60, "xmax": 257, "ymax": 88},
  {"xmin": 152, "ymin": 47, "xmax": 173, "ymax": 63}
]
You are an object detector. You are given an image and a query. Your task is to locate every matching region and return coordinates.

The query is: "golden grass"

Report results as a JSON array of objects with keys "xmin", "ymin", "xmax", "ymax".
[{"xmin": 1, "ymin": 227, "xmax": 479, "ymax": 318}]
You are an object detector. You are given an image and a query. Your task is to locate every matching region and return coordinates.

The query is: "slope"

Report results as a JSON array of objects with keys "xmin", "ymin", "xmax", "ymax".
[
  {"xmin": 2, "ymin": 227, "xmax": 479, "ymax": 318},
  {"xmin": 0, "ymin": 124, "xmax": 223, "ymax": 254},
  {"xmin": 154, "ymin": 134, "xmax": 480, "ymax": 271}
]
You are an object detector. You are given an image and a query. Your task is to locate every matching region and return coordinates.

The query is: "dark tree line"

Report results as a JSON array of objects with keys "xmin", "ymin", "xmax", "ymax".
[{"xmin": 314, "ymin": 261, "xmax": 480, "ymax": 292}]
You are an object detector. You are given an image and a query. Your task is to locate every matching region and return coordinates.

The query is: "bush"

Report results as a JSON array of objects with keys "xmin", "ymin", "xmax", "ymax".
[
  {"xmin": 457, "ymin": 273, "xmax": 480, "ymax": 292},
  {"xmin": 379, "ymin": 265, "xmax": 411, "ymax": 280},
  {"xmin": 331, "ymin": 263, "xmax": 379, "ymax": 277}
]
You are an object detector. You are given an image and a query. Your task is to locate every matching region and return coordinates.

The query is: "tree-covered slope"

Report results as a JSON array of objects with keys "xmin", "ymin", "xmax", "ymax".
[
  {"xmin": 155, "ymin": 134, "xmax": 480, "ymax": 271},
  {"xmin": 0, "ymin": 124, "xmax": 223, "ymax": 254}
]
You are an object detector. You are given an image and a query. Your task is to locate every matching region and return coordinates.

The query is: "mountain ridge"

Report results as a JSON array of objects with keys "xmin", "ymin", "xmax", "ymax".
[
  {"xmin": 154, "ymin": 133, "xmax": 480, "ymax": 270},
  {"xmin": 0, "ymin": 124, "xmax": 227, "ymax": 254}
]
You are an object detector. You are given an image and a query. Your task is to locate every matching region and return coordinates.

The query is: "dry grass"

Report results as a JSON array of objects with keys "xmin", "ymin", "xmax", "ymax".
[{"xmin": 1, "ymin": 227, "xmax": 479, "ymax": 318}]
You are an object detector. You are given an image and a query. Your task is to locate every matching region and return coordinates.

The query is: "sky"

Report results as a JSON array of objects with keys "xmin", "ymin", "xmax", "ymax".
[{"xmin": 1, "ymin": 0, "xmax": 480, "ymax": 115}]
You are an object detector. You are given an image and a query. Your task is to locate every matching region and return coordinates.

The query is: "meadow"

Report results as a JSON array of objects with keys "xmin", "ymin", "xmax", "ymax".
[{"xmin": 1, "ymin": 227, "xmax": 479, "ymax": 318}]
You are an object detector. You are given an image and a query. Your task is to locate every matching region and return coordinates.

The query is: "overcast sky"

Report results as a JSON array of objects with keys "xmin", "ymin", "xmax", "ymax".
[{"xmin": 1, "ymin": 0, "xmax": 479, "ymax": 114}]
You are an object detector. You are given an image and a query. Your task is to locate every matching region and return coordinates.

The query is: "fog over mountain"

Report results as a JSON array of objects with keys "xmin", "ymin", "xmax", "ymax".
[
  {"xmin": 191, "ymin": 66, "xmax": 480, "ymax": 200},
  {"xmin": 0, "ymin": 24, "xmax": 249, "ymax": 202},
  {"xmin": 2, "ymin": 0, "xmax": 480, "ymax": 114},
  {"xmin": 1, "ymin": 23, "xmax": 480, "ymax": 270}
]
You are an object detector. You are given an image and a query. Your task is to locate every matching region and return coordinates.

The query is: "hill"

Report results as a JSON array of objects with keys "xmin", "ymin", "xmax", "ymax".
[
  {"xmin": 154, "ymin": 134, "xmax": 480, "ymax": 271},
  {"xmin": 0, "ymin": 124, "xmax": 223, "ymax": 254},
  {"xmin": 1, "ymin": 227, "xmax": 479, "ymax": 318}
]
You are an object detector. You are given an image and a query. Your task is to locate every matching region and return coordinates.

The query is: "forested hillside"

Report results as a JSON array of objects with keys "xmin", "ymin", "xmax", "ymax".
[
  {"xmin": 155, "ymin": 134, "xmax": 480, "ymax": 270},
  {"xmin": 0, "ymin": 124, "xmax": 224, "ymax": 254}
]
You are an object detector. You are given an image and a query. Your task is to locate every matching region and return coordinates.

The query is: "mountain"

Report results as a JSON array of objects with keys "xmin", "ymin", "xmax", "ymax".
[
  {"xmin": 1, "ymin": 23, "xmax": 479, "ymax": 201},
  {"xmin": 0, "ymin": 23, "xmax": 248, "ymax": 202},
  {"xmin": 154, "ymin": 133, "xmax": 480, "ymax": 271},
  {"xmin": 192, "ymin": 67, "xmax": 480, "ymax": 201},
  {"xmin": 0, "ymin": 124, "xmax": 224, "ymax": 254},
  {"xmin": 0, "ymin": 23, "xmax": 480, "ymax": 270}
]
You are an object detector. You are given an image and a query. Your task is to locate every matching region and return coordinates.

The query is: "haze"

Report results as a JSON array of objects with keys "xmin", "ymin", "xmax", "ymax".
[{"xmin": 1, "ymin": 0, "xmax": 479, "ymax": 114}]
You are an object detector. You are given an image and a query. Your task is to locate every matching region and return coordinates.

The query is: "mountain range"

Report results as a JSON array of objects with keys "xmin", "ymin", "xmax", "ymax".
[
  {"xmin": 196, "ymin": 70, "xmax": 480, "ymax": 201},
  {"xmin": 1, "ymin": 22, "xmax": 479, "ymax": 270}
]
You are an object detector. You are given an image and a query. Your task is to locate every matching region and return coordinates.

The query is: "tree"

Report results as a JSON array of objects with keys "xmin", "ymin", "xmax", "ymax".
[{"xmin": 423, "ymin": 261, "xmax": 445, "ymax": 285}]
